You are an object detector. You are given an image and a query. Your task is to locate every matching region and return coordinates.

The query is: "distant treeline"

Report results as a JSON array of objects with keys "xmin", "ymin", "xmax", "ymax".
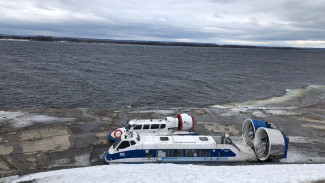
[{"xmin": 0, "ymin": 34, "xmax": 314, "ymax": 50}]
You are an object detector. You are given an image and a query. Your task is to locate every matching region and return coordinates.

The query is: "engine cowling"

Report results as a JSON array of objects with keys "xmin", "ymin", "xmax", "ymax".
[
  {"xmin": 242, "ymin": 119, "xmax": 271, "ymax": 148},
  {"xmin": 253, "ymin": 127, "xmax": 289, "ymax": 161},
  {"xmin": 165, "ymin": 117, "xmax": 178, "ymax": 129},
  {"xmin": 242, "ymin": 118, "xmax": 289, "ymax": 161},
  {"xmin": 177, "ymin": 113, "xmax": 194, "ymax": 131}
]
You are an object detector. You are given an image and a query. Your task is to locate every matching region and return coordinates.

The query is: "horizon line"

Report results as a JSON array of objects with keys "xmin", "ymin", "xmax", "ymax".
[{"xmin": 1, "ymin": 34, "xmax": 324, "ymax": 50}]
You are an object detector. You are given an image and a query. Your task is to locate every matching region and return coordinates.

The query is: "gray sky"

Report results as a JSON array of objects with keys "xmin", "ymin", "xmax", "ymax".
[{"xmin": 1, "ymin": 0, "xmax": 325, "ymax": 48}]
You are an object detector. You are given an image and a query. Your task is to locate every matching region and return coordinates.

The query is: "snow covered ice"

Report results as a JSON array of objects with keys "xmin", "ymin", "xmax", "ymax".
[{"xmin": 2, "ymin": 164, "xmax": 325, "ymax": 183}]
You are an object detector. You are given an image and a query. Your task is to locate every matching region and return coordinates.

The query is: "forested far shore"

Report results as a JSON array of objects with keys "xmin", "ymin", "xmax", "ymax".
[{"xmin": 0, "ymin": 34, "xmax": 320, "ymax": 50}]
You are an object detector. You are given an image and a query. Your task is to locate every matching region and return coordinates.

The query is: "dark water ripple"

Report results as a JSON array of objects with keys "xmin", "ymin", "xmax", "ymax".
[{"xmin": 0, "ymin": 40, "xmax": 324, "ymax": 108}]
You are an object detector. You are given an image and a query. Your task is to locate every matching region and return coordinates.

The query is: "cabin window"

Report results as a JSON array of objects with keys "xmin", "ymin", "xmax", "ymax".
[
  {"xmin": 130, "ymin": 141, "xmax": 136, "ymax": 145},
  {"xmin": 186, "ymin": 149, "xmax": 197, "ymax": 157},
  {"xmin": 151, "ymin": 124, "xmax": 159, "ymax": 129},
  {"xmin": 117, "ymin": 141, "xmax": 130, "ymax": 150},
  {"xmin": 158, "ymin": 149, "xmax": 170, "ymax": 157},
  {"xmin": 199, "ymin": 149, "xmax": 211, "ymax": 157},
  {"xmin": 199, "ymin": 137, "xmax": 209, "ymax": 141},
  {"xmin": 160, "ymin": 124, "xmax": 166, "ymax": 129},
  {"xmin": 145, "ymin": 150, "xmax": 153, "ymax": 157},
  {"xmin": 133, "ymin": 125, "xmax": 142, "ymax": 130},
  {"xmin": 172, "ymin": 149, "xmax": 183, "ymax": 157},
  {"xmin": 136, "ymin": 134, "xmax": 141, "ymax": 141},
  {"xmin": 160, "ymin": 137, "xmax": 169, "ymax": 141},
  {"xmin": 143, "ymin": 124, "xmax": 150, "ymax": 129}
]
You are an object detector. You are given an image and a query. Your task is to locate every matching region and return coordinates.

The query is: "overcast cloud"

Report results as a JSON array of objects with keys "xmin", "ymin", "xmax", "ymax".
[{"xmin": 1, "ymin": 0, "xmax": 325, "ymax": 47}]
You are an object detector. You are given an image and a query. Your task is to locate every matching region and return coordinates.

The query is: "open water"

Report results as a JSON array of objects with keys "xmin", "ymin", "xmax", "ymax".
[{"xmin": 0, "ymin": 40, "xmax": 324, "ymax": 108}]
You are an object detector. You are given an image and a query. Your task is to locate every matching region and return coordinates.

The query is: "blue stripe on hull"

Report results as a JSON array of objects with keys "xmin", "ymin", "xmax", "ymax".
[
  {"xmin": 109, "ymin": 161, "xmax": 259, "ymax": 165},
  {"xmin": 161, "ymin": 157, "xmax": 229, "ymax": 161},
  {"xmin": 104, "ymin": 149, "xmax": 236, "ymax": 163}
]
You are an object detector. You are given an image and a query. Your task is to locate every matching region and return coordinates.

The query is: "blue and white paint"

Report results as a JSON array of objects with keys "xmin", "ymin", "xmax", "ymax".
[
  {"xmin": 104, "ymin": 119, "xmax": 289, "ymax": 164},
  {"xmin": 108, "ymin": 113, "xmax": 195, "ymax": 142}
]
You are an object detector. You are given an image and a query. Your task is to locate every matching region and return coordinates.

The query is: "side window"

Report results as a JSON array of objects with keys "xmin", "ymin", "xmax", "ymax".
[
  {"xmin": 133, "ymin": 125, "xmax": 142, "ymax": 130},
  {"xmin": 136, "ymin": 134, "xmax": 141, "ymax": 141},
  {"xmin": 145, "ymin": 150, "xmax": 153, "ymax": 157},
  {"xmin": 199, "ymin": 149, "xmax": 211, "ymax": 157},
  {"xmin": 186, "ymin": 149, "xmax": 197, "ymax": 157},
  {"xmin": 199, "ymin": 137, "xmax": 209, "ymax": 141},
  {"xmin": 172, "ymin": 149, "xmax": 183, "ymax": 157},
  {"xmin": 160, "ymin": 137, "xmax": 169, "ymax": 141},
  {"xmin": 118, "ymin": 141, "xmax": 130, "ymax": 150},
  {"xmin": 160, "ymin": 124, "xmax": 166, "ymax": 129},
  {"xmin": 130, "ymin": 141, "xmax": 136, "ymax": 145},
  {"xmin": 158, "ymin": 149, "xmax": 170, "ymax": 157},
  {"xmin": 151, "ymin": 124, "xmax": 159, "ymax": 129},
  {"xmin": 143, "ymin": 124, "xmax": 150, "ymax": 129}
]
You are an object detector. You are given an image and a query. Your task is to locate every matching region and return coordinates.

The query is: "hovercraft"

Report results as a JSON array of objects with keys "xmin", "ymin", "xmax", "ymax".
[
  {"xmin": 103, "ymin": 119, "xmax": 289, "ymax": 164},
  {"xmin": 108, "ymin": 113, "xmax": 195, "ymax": 142}
]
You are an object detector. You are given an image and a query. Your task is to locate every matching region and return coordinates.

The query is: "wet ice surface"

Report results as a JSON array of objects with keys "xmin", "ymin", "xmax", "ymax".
[
  {"xmin": 211, "ymin": 85, "xmax": 325, "ymax": 108},
  {"xmin": 0, "ymin": 111, "xmax": 75, "ymax": 128},
  {"xmin": 129, "ymin": 109, "xmax": 176, "ymax": 115},
  {"xmin": 48, "ymin": 154, "xmax": 91, "ymax": 169},
  {"xmin": 0, "ymin": 85, "xmax": 324, "ymax": 178},
  {"xmin": 210, "ymin": 85, "xmax": 325, "ymax": 120},
  {"xmin": 280, "ymin": 149, "xmax": 325, "ymax": 163},
  {"xmin": 2, "ymin": 164, "xmax": 325, "ymax": 183},
  {"xmin": 206, "ymin": 85, "xmax": 325, "ymax": 163}
]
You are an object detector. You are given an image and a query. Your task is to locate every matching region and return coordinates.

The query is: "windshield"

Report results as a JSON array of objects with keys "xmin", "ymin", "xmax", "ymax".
[
  {"xmin": 125, "ymin": 124, "xmax": 131, "ymax": 130},
  {"xmin": 113, "ymin": 137, "xmax": 122, "ymax": 148}
]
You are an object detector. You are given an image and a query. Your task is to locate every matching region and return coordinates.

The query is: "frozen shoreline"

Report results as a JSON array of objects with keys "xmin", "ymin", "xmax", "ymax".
[{"xmin": 0, "ymin": 85, "xmax": 324, "ymax": 178}]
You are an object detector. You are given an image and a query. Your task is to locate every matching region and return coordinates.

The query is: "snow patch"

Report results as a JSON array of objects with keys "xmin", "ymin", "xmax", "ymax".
[
  {"xmin": 280, "ymin": 149, "xmax": 325, "ymax": 163},
  {"xmin": 251, "ymin": 111, "xmax": 267, "ymax": 117},
  {"xmin": 0, "ymin": 111, "xmax": 74, "ymax": 128},
  {"xmin": 2, "ymin": 164, "xmax": 325, "ymax": 183},
  {"xmin": 209, "ymin": 106, "xmax": 300, "ymax": 117},
  {"xmin": 98, "ymin": 151, "xmax": 106, "ymax": 160},
  {"xmin": 47, "ymin": 154, "xmax": 91, "ymax": 169},
  {"xmin": 129, "ymin": 110, "xmax": 176, "ymax": 115},
  {"xmin": 211, "ymin": 87, "xmax": 306, "ymax": 108},
  {"xmin": 219, "ymin": 112, "xmax": 237, "ymax": 117},
  {"xmin": 288, "ymin": 136, "xmax": 324, "ymax": 144},
  {"xmin": 265, "ymin": 110, "xmax": 299, "ymax": 116},
  {"xmin": 48, "ymin": 158, "xmax": 71, "ymax": 169},
  {"xmin": 74, "ymin": 154, "xmax": 90, "ymax": 166},
  {"xmin": 211, "ymin": 85, "xmax": 325, "ymax": 109},
  {"xmin": 211, "ymin": 105, "xmax": 229, "ymax": 109}
]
